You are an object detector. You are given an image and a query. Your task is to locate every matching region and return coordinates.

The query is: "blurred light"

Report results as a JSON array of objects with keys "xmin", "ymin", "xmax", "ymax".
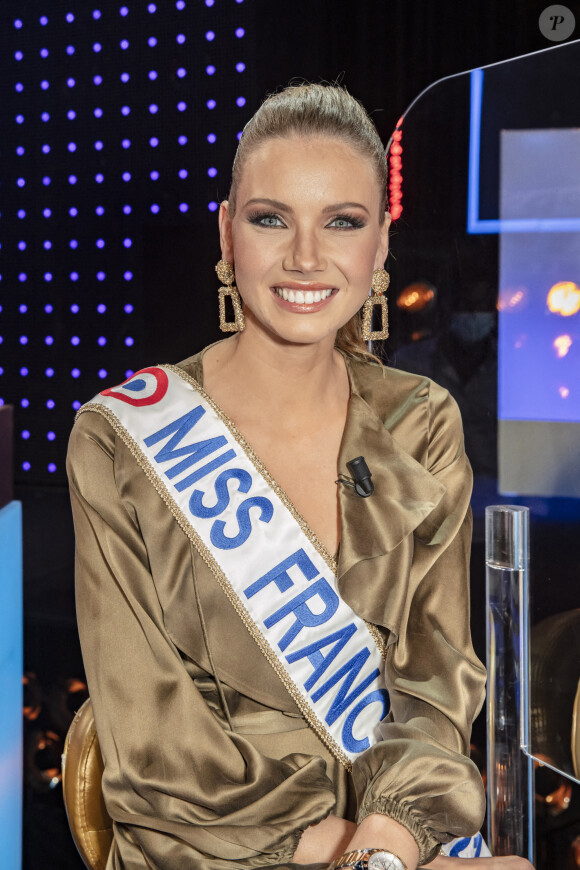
[
  {"xmin": 44, "ymin": 304, "xmax": 53, "ymax": 313},
  {"xmin": 70, "ymin": 304, "xmax": 80, "ymax": 313},
  {"xmin": 93, "ymin": 42, "xmax": 102, "ymax": 52},
  {"xmin": 19, "ymin": 336, "xmax": 28, "ymax": 345},
  {"xmin": 17, "ymin": 146, "xmax": 25, "ymax": 155},
  {"xmin": 68, "ymin": 174, "xmax": 77, "ymax": 184},
  {"xmin": 14, "ymin": 18, "xmax": 23, "ymax": 28},
  {"xmin": 72, "ymin": 368, "xmax": 81, "ymax": 378},
  {"xmin": 98, "ymin": 369, "xmax": 107, "ymax": 379},
  {"xmin": 67, "ymin": 78, "xmax": 75, "ymax": 88},
  {"xmin": 40, "ymin": 14, "xmax": 48, "ymax": 23},
  {"xmin": 208, "ymin": 201, "xmax": 218, "ymax": 212},
  {"xmin": 149, "ymin": 104, "xmax": 158, "ymax": 114},
  {"xmin": 16, "ymin": 115, "xmax": 25, "ymax": 124},
  {"xmin": 69, "ymin": 239, "xmax": 78, "ymax": 249},
  {"xmin": 19, "ymin": 304, "xmax": 27, "ymax": 313},
  {"xmin": 21, "ymin": 399, "xmax": 29, "ymax": 408},
  {"xmin": 123, "ymin": 238, "xmax": 132, "ymax": 247},
  {"xmin": 206, "ymin": 65, "xmax": 216, "ymax": 76},
  {"xmin": 148, "ymin": 70, "xmax": 157, "ymax": 80},
  {"xmin": 68, "ymin": 142, "xmax": 77, "ymax": 152},
  {"xmin": 122, "ymin": 172, "xmax": 131, "ymax": 181},
  {"xmin": 69, "ymin": 207, "xmax": 78, "ymax": 216},
  {"xmin": 178, "ymin": 135, "xmax": 187, "ymax": 145},
  {"xmin": 120, "ymin": 6, "xmax": 129, "ymax": 16},
  {"xmin": 18, "ymin": 273, "xmax": 27, "ymax": 282},
  {"xmin": 94, "ymin": 74, "xmax": 103, "ymax": 85},
  {"xmin": 236, "ymin": 96, "xmax": 246, "ymax": 107},
  {"xmin": 235, "ymin": 27, "xmax": 245, "ymax": 37},
  {"xmin": 148, "ymin": 36, "xmax": 157, "ymax": 47},
  {"xmin": 18, "ymin": 241, "xmax": 27, "ymax": 250},
  {"xmin": 179, "ymin": 168, "xmax": 188, "ymax": 179},
  {"xmin": 207, "ymin": 133, "xmax": 216, "ymax": 143},
  {"xmin": 559, "ymin": 386, "xmax": 570, "ymax": 399},
  {"xmin": 207, "ymin": 99, "xmax": 216, "ymax": 109},
  {"xmin": 179, "ymin": 203, "xmax": 189, "ymax": 213},
  {"xmin": 125, "ymin": 369, "xmax": 134, "ymax": 378},
  {"xmin": 205, "ymin": 30, "xmax": 215, "ymax": 41},
  {"xmin": 206, "ymin": 0, "xmax": 214, "ymax": 4},
  {"xmin": 150, "ymin": 203, "xmax": 160, "ymax": 213},
  {"xmin": 396, "ymin": 282, "xmax": 436, "ymax": 312},
  {"xmin": 176, "ymin": 34, "xmax": 186, "ymax": 44},
  {"xmin": 66, "ymin": 13, "xmax": 74, "ymax": 22},
  {"xmin": 15, "ymin": 51, "xmax": 24, "ymax": 60},
  {"xmin": 48, "ymin": 463, "xmax": 57, "ymax": 473},
  {"xmin": 122, "ymin": 139, "xmax": 131, "ymax": 148},
  {"xmin": 123, "ymin": 271, "xmax": 133, "ymax": 281},
  {"xmin": 120, "ymin": 39, "xmax": 129, "ymax": 49},
  {"xmin": 98, "ymin": 336, "xmax": 107, "ymax": 346},
  {"xmin": 121, "ymin": 105, "xmax": 130, "ymax": 115},
  {"xmin": 176, "ymin": 0, "xmax": 185, "ymax": 7},
  {"xmin": 547, "ymin": 281, "xmax": 580, "ymax": 316},
  {"xmin": 66, "ymin": 45, "xmax": 75, "ymax": 55},
  {"xmin": 93, "ymin": 9, "xmax": 102, "ymax": 18},
  {"xmin": 177, "ymin": 101, "xmax": 186, "ymax": 112},
  {"xmin": 67, "ymin": 110, "xmax": 76, "ymax": 120},
  {"xmin": 45, "ymin": 336, "xmax": 54, "ymax": 345},
  {"xmin": 22, "ymin": 431, "xmax": 30, "ymax": 440},
  {"xmin": 237, "ymin": 131, "xmax": 243, "ymax": 140},
  {"xmin": 42, "ymin": 208, "xmax": 50, "ymax": 217},
  {"xmin": 20, "ymin": 367, "xmax": 29, "ymax": 376},
  {"xmin": 70, "ymin": 271, "xmax": 78, "ymax": 280},
  {"xmin": 97, "ymin": 303, "xmax": 106, "ymax": 313},
  {"xmin": 96, "ymin": 206, "xmax": 105, "ymax": 215},
  {"xmin": 123, "ymin": 204, "xmax": 132, "ymax": 214},
  {"xmin": 41, "ymin": 112, "xmax": 50, "ymax": 122},
  {"xmin": 94, "ymin": 107, "xmax": 103, "ymax": 117},
  {"xmin": 17, "ymin": 177, "xmax": 25, "ymax": 188},
  {"xmin": 177, "ymin": 67, "xmax": 186, "ymax": 78},
  {"xmin": 22, "ymin": 462, "xmax": 31, "ymax": 471},
  {"xmin": 97, "ymin": 271, "xmax": 106, "ymax": 281},
  {"xmin": 15, "ymin": 83, "xmax": 24, "ymax": 92},
  {"xmin": 150, "ymin": 170, "xmax": 159, "ymax": 180},
  {"xmin": 148, "ymin": 3, "xmax": 157, "ymax": 11},
  {"xmin": 95, "ymin": 173, "xmax": 104, "ymax": 183},
  {"xmin": 125, "ymin": 336, "xmax": 134, "ymax": 346},
  {"xmin": 47, "ymin": 431, "xmax": 56, "ymax": 441},
  {"xmin": 121, "ymin": 72, "xmax": 130, "ymax": 82},
  {"xmin": 554, "ymin": 334, "xmax": 573, "ymax": 358},
  {"xmin": 150, "ymin": 136, "xmax": 159, "ymax": 147},
  {"xmin": 72, "ymin": 400, "xmax": 81, "ymax": 410},
  {"xmin": 94, "ymin": 140, "xmax": 104, "ymax": 150},
  {"xmin": 124, "ymin": 303, "xmax": 134, "ymax": 313},
  {"xmin": 236, "ymin": 62, "xmax": 246, "ymax": 72}
]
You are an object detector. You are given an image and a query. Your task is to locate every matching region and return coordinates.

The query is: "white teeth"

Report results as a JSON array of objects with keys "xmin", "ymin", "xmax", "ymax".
[
  {"xmin": 295, "ymin": 290, "xmax": 305, "ymax": 303},
  {"xmin": 274, "ymin": 287, "xmax": 335, "ymax": 302},
  {"xmin": 288, "ymin": 290, "xmax": 296, "ymax": 303},
  {"xmin": 282, "ymin": 288, "xmax": 289, "ymax": 301},
  {"xmin": 313, "ymin": 291, "xmax": 321, "ymax": 303}
]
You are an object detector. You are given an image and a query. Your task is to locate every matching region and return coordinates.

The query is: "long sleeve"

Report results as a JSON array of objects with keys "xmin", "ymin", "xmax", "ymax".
[
  {"xmin": 67, "ymin": 412, "xmax": 336, "ymax": 870},
  {"xmin": 338, "ymin": 369, "xmax": 487, "ymax": 866}
]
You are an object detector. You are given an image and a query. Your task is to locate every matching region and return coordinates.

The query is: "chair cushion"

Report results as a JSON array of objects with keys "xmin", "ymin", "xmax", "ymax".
[{"xmin": 62, "ymin": 698, "xmax": 113, "ymax": 870}]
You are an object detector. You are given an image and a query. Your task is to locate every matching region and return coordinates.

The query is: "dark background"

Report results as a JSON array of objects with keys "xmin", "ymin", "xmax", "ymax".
[{"xmin": 1, "ymin": 1, "xmax": 578, "ymax": 866}]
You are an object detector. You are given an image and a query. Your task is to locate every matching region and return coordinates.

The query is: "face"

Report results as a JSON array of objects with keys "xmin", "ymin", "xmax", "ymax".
[{"xmin": 219, "ymin": 135, "xmax": 390, "ymax": 348}]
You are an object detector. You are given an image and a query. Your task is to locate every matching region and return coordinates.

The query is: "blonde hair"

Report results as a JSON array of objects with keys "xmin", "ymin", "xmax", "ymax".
[{"xmin": 228, "ymin": 83, "xmax": 389, "ymax": 362}]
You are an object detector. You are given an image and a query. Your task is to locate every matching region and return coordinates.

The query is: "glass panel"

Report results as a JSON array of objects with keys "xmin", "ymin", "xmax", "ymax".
[{"xmin": 386, "ymin": 39, "xmax": 580, "ymax": 786}]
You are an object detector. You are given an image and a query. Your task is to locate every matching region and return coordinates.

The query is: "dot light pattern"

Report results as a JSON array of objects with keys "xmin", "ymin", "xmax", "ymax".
[{"xmin": 0, "ymin": 1, "xmax": 252, "ymax": 484}]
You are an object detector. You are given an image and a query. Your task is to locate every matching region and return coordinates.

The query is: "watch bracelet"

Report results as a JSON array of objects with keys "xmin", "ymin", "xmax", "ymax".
[{"xmin": 328, "ymin": 847, "xmax": 408, "ymax": 869}]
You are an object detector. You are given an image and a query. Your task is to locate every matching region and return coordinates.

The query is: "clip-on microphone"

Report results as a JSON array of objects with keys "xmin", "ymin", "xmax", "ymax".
[{"xmin": 337, "ymin": 456, "xmax": 374, "ymax": 498}]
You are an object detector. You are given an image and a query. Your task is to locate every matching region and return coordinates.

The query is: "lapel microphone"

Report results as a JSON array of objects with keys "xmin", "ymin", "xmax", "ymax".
[{"xmin": 336, "ymin": 456, "xmax": 374, "ymax": 498}]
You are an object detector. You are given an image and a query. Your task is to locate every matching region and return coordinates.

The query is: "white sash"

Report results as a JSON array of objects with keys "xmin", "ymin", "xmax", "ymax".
[{"xmin": 80, "ymin": 364, "xmax": 489, "ymax": 857}]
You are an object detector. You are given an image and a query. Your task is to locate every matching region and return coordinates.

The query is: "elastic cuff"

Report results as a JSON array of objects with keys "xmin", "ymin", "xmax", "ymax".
[{"xmin": 357, "ymin": 796, "xmax": 440, "ymax": 866}]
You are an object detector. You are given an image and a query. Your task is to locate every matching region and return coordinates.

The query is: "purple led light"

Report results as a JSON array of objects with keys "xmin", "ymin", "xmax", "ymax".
[
  {"xmin": 149, "ymin": 104, "xmax": 158, "ymax": 114},
  {"xmin": 150, "ymin": 203, "xmax": 160, "ymax": 214},
  {"xmin": 69, "ymin": 239, "xmax": 78, "ymax": 249},
  {"xmin": 207, "ymin": 133, "xmax": 216, "ymax": 143},
  {"xmin": 125, "ymin": 369, "xmax": 134, "ymax": 379},
  {"xmin": 68, "ymin": 174, "xmax": 77, "ymax": 184},
  {"xmin": 67, "ymin": 78, "xmax": 75, "ymax": 87},
  {"xmin": 42, "ymin": 208, "xmax": 51, "ymax": 217},
  {"xmin": 236, "ymin": 62, "xmax": 246, "ymax": 72},
  {"xmin": 122, "ymin": 171, "xmax": 131, "ymax": 182},
  {"xmin": 42, "ymin": 144, "xmax": 50, "ymax": 153},
  {"xmin": 71, "ymin": 336, "xmax": 80, "ymax": 345},
  {"xmin": 121, "ymin": 105, "xmax": 130, "ymax": 115},
  {"xmin": 93, "ymin": 42, "xmax": 102, "ymax": 52},
  {"xmin": 120, "ymin": 39, "xmax": 129, "ymax": 49},
  {"xmin": 97, "ymin": 271, "xmax": 106, "ymax": 281},
  {"xmin": 40, "ymin": 48, "xmax": 49, "ymax": 57},
  {"xmin": 148, "ymin": 70, "xmax": 158, "ymax": 80},
  {"xmin": 22, "ymin": 430, "xmax": 30, "ymax": 440},
  {"xmin": 208, "ymin": 201, "xmax": 218, "ymax": 212},
  {"xmin": 176, "ymin": 34, "xmax": 186, "ymax": 44},
  {"xmin": 235, "ymin": 27, "xmax": 245, "ymax": 37},
  {"xmin": 121, "ymin": 72, "xmax": 130, "ymax": 82},
  {"xmin": 149, "ymin": 136, "xmax": 159, "ymax": 147},
  {"xmin": 66, "ymin": 13, "xmax": 75, "ymax": 22},
  {"xmin": 179, "ymin": 168, "xmax": 188, "ymax": 179},
  {"xmin": 41, "ymin": 112, "xmax": 50, "ymax": 122},
  {"xmin": 21, "ymin": 399, "xmax": 29, "ymax": 408},
  {"xmin": 44, "ymin": 240, "xmax": 52, "ymax": 249},
  {"xmin": 67, "ymin": 110, "xmax": 76, "ymax": 120},
  {"xmin": 96, "ymin": 238, "xmax": 105, "ymax": 248},
  {"xmin": 178, "ymin": 135, "xmax": 188, "ymax": 145},
  {"xmin": 48, "ymin": 463, "xmax": 57, "ymax": 473},
  {"xmin": 16, "ymin": 115, "xmax": 25, "ymax": 124},
  {"xmin": 125, "ymin": 336, "xmax": 134, "ymax": 346},
  {"xmin": 71, "ymin": 368, "xmax": 81, "ymax": 378},
  {"xmin": 45, "ymin": 336, "xmax": 54, "ymax": 345},
  {"xmin": 14, "ymin": 18, "xmax": 23, "ymax": 28},
  {"xmin": 205, "ymin": 30, "xmax": 215, "ymax": 41},
  {"xmin": 120, "ymin": 6, "xmax": 129, "ymax": 15},
  {"xmin": 17, "ymin": 146, "xmax": 25, "ymax": 155},
  {"xmin": 148, "ymin": 36, "xmax": 157, "ymax": 47},
  {"xmin": 46, "ymin": 399, "xmax": 55, "ymax": 409},
  {"xmin": 20, "ymin": 367, "xmax": 29, "ymax": 376},
  {"xmin": 94, "ymin": 75, "xmax": 103, "ymax": 85},
  {"xmin": 206, "ymin": 0, "xmax": 214, "ymax": 5},
  {"xmin": 22, "ymin": 462, "xmax": 31, "ymax": 472},
  {"xmin": 18, "ymin": 209, "xmax": 26, "ymax": 219},
  {"xmin": 94, "ymin": 140, "xmax": 104, "ymax": 150},
  {"xmin": 177, "ymin": 67, "xmax": 186, "ymax": 78},
  {"xmin": 19, "ymin": 336, "xmax": 28, "ymax": 345},
  {"xmin": 179, "ymin": 203, "xmax": 189, "ymax": 213},
  {"xmin": 237, "ymin": 131, "xmax": 243, "ymax": 140},
  {"xmin": 123, "ymin": 204, "xmax": 132, "ymax": 214},
  {"xmin": 122, "ymin": 138, "xmax": 131, "ymax": 148},
  {"xmin": 18, "ymin": 241, "xmax": 26, "ymax": 250},
  {"xmin": 96, "ymin": 206, "xmax": 105, "ymax": 215},
  {"xmin": 207, "ymin": 167, "xmax": 217, "ymax": 178},
  {"xmin": 150, "ymin": 170, "xmax": 159, "ymax": 180},
  {"xmin": 236, "ymin": 96, "xmax": 246, "ymax": 107},
  {"xmin": 206, "ymin": 99, "xmax": 216, "ymax": 110},
  {"xmin": 44, "ymin": 272, "xmax": 53, "ymax": 282},
  {"xmin": 176, "ymin": 0, "xmax": 185, "ymax": 8},
  {"xmin": 44, "ymin": 304, "xmax": 53, "ymax": 313},
  {"xmin": 124, "ymin": 303, "xmax": 134, "ymax": 313},
  {"xmin": 177, "ymin": 101, "xmax": 187, "ymax": 112},
  {"xmin": 123, "ymin": 271, "xmax": 133, "ymax": 281},
  {"xmin": 17, "ymin": 177, "xmax": 25, "ymax": 187},
  {"xmin": 15, "ymin": 51, "xmax": 24, "ymax": 61},
  {"xmin": 148, "ymin": 3, "xmax": 157, "ymax": 11},
  {"xmin": 97, "ymin": 303, "xmax": 106, "ymax": 313},
  {"xmin": 95, "ymin": 173, "xmax": 104, "ymax": 183},
  {"xmin": 66, "ymin": 45, "xmax": 75, "ymax": 55},
  {"xmin": 70, "ymin": 268, "xmax": 78, "ymax": 278},
  {"xmin": 98, "ymin": 369, "xmax": 107, "ymax": 379},
  {"xmin": 47, "ymin": 431, "xmax": 56, "ymax": 441},
  {"xmin": 123, "ymin": 238, "xmax": 132, "ymax": 247},
  {"xmin": 68, "ymin": 142, "xmax": 77, "ymax": 152},
  {"xmin": 70, "ymin": 304, "xmax": 80, "ymax": 313},
  {"xmin": 19, "ymin": 304, "xmax": 27, "ymax": 313},
  {"xmin": 94, "ymin": 107, "xmax": 103, "ymax": 118},
  {"xmin": 15, "ymin": 82, "xmax": 23, "ymax": 92},
  {"xmin": 69, "ymin": 207, "xmax": 78, "ymax": 216},
  {"xmin": 98, "ymin": 336, "xmax": 107, "ymax": 346},
  {"xmin": 93, "ymin": 9, "xmax": 102, "ymax": 19},
  {"xmin": 40, "ymin": 15, "xmax": 48, "ymax": 24},
  {"xmin": 72, "ymin": 400, "xmax": 81, "ymax": 410},
  {"xmin": 18, "ymin": 273, "xmax": 27, "ymax": 282}
]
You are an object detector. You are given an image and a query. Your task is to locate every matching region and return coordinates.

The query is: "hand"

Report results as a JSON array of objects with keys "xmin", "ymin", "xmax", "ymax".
[
  {"xmin": 293, "ymin": 814, "xmax": 356, "ymax": 864},
  {"xmin": 425, "ymin": 856, "xmax": 534, "ymax": 868}
]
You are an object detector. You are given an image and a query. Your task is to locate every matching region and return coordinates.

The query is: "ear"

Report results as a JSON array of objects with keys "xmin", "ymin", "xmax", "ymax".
[
  {"xmin": 218, "ymin": 201, "xmax": 234, "ymax": 263},
  {"xmin": 374, "ymin": 212, "xmax": 391, "ymax": 269}
]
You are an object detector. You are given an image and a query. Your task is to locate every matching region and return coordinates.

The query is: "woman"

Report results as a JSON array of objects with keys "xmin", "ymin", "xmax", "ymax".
[{"xmin": 67, "ymin": 84, "xmax": 533, "ymax": 869}]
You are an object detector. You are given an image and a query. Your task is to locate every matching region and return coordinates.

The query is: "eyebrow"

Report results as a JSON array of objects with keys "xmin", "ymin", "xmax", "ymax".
[{"xmin": 243, "ymin": 197, "xmax": 370, "ymax": 215}]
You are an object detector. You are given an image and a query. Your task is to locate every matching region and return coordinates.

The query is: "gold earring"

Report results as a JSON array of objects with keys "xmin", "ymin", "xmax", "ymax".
[
  {"xmin": 215, "ymin": 259, "xmax": 245, "ymax": 333},
  {"xmin": 361, "ymin": 268, "xmax": 390, "ymax": 341}
]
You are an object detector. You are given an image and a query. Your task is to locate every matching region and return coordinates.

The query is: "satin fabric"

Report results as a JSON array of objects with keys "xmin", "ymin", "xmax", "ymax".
[{"xmin": 67, "ymin": 345, "xmax": 487, "ymax": 869}]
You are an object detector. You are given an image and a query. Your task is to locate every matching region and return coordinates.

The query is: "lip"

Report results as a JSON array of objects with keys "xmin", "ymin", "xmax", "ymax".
[{"xmin": 271, "ymin": 282, "xmax": 337, "ymax": 291}]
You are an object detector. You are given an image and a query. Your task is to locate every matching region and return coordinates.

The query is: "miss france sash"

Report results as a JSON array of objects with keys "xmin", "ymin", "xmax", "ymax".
[{"xmin": 80, "ymin": 365, "xmax": 490, "ymax": 858}]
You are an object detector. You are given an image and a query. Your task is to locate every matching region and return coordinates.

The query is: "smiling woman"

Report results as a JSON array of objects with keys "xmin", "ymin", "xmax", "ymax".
[{"xmin": 67, "ymin": 84, "xmax": 533, "ymax": 870}]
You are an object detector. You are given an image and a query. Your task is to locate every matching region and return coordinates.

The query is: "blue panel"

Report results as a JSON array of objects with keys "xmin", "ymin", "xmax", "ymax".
[{"xmin": 0, "ymin": 501, "xmax": 23, "ymax": 869}]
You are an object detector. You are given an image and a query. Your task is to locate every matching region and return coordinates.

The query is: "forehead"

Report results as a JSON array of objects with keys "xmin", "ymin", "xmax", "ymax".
[{"xmin": 237, "ymin": 135, "xmax": 380, "ymax": 207}]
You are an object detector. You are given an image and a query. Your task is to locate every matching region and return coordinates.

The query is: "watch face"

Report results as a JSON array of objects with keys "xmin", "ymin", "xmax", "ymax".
[{"xmin": 367, "ymin": 853, "xmax": 405, "ymax": 870}]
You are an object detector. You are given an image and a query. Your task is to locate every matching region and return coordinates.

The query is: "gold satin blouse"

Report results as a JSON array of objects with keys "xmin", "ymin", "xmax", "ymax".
[{"xmin": 67, "ymin": 347, "xmax": 487, "ymax": 869}]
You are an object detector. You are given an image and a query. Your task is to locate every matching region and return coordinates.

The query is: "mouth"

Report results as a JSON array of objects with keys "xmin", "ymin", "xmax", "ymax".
[{"xmin": 273, "ymin": 286, "xmax": 336, "ymax": 304}]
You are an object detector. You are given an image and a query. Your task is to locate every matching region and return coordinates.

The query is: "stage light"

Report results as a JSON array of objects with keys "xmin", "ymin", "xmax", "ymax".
[
  {"xmin": 207, "ymin": 99, "xmax": 216, "ymax": 109},
  {"xmin": 71, "ymin": 369, "xmax": 81, "ymax": 378},
  {"xmin": 97, "ymin": 304, "xmax": 106, "ymax": 313},
  {"xmin": 47, "ymin": 432, "xmax": 55, "ymax": 442},
  {"xmin": 69, "ymin": 240, "xmax": 78, "ymax": 249},
  {"xmin": 178, "ymin": 135, "xmax": 187, "ymax": 145},
  {"xmin": 46, "ymin": 400, "xmax": 55, "ymax": 409},
  {"xmin": 123, "ymin": 205, "xmax": 132, "ymax": 214},
  {"xmin": 148, "ymin": 37, "xmax": 157, "ymax": 47},
  {"xmin": 149, "ymin": 104, "xmax": 158, "ymax": 114},
  {"xmin": 66, "ymin": 46, "xmax": 75, "ymax": 55},
  {"xmin": 70, "ymin": 304, "xmax": 80, "ymax": 313},
  {"xmin": 236, "ymin": 97, "xmax": 246, "ymax": 107},
  {"xmin": 176, "ymin": 34, "xmax": 186, "ymax": 44},
  {"xmin": 125, "ymin": 337, "xmax": 134, "ymax": 346},
  {"xmin": 93, "ymin": 10, "xmax": 102, "ymax": 19},
  {"xmin": 72, "ymin": 401, "xmax": 81, "ymax": 411},
  {"xmin": 123, "ymin": 271, "xmax": 133, "ymax": 281},
  {"xmin": 21, "ymin": 400, "xmax": 29, "ymax": 408},
  {"xmin": 208, "ymin": 201, "xmax": 218, "ymax": 212},
  {"xmin": 66, "ymin": 13, "xmax": 74, "ymax": 22},
  {"xmin": 177, "ymin": 67, "xmax": 186, "ymax": 78},
  {"xmin": 93, "ymin": 43, "xmax": 102, "ymax": 53},
  {"xmin": 44, "ymin": 304, "xmax": 53, "ymax": 314},
  {"xmin": 179, "ymin": 168, "xmax": 188, "ymax": 178},
  {"xmin": 124, "ymin": 304, "xmax": 134, "ymax": 314},
  {"xmin": 148, "ymin": 70, "xmax": 158, "ymax": 80},
  {"xmin": 45, "ymin": 336, "xmax": 54, "ymax": 345},
  {"xmin": 45, "ymin": 368, "xmax": 54, "ymax": 377},
  {"xmin": 206, "ymin": 65, "xmax": 216, "ymax": 76},
  {"xmin": 150, "ymin": 170, "xmax": 159, "ymax": 180},
  {"xmin": 19, "ymin": 337, "xmax": 28, "ymax": 345},
  {"xmin": 16, "ymin": 115, "xmax": 24, "ymax": 124},
  {"xmin": 207, "ymin": 167, "xmax": 217, "ymax": 177},
  {"xmin": 207, "ymin": 133, "xmax": 216, "ymax": 143},
  {"xmin": 121, "ymin": 106, "xmax": 130, "ymax": 115},
  {"xmin": 98, "ymin": 336, "xmax": 107, "ymax": 346},
  {"xmin": 48, "ymin": 463, "xmax": 56, "ymax": 473},
  {"xmin": 22, "ymin": 431, "xmax": 30, "ymax": 440},
  {"xmin": 236, "ymin": 62, "xmax": 246, "ymax": 72},
  {"xmin": 122, "ymin": 139, "xmax": 131, "ymax": 148},
  {"xmin": 19, "ymin": 305, "xmax": 27, "ymax": 313},
  {"xmin": 94, "ymin": 141, "xmax": 104, "ymax": 150},
  {"xmin": 98, "ymin": 369, "xmax": 107, "ymax": 379},
  {"xmin": 121, "ymin": 72, "xmax": 130, "ymax": 82},
  {"xmin": 68, "ymin": 143, "xmax": 76, "ymax": 152},
  {"xmin": 206, "ymin": 31, "xmax": 215, "ymax": 41}
]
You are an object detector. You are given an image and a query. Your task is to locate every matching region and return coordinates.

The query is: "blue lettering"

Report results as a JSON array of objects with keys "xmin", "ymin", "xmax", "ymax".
[
  {"xmin": 311, "ymin": 647, "xmax": 380, "ymax": 726},
  {"xmin": 175, "ymin": 449, "xmax": 236, "ymax": 492},
  {"xmin": 144, "ymin": 407, "xmax": 206, "ymax": 456},
  {"xmin": 286, "ymin": 623, "xmax": 357, "ymax": 691},
  {"xmin": 341, "ymin": 688, "xmax": 390, "ymax": 753},
  {"xmin": 164, "ymin": 437, "xmax": 228, "ymax": 479},
  {"xmin": 264, "ymin": 578, "xmax": 339, "ymax": 651},
  {"xmin": 210, "ymin": 496, "xmax": 273, "ymax": 550},
  {"xmin": 244, "ymin": 549, "xmax": 318, "ymax": 598},
  {"xmin": 189, "ymin": 468, "xmax": 252, "ymax": 518}
]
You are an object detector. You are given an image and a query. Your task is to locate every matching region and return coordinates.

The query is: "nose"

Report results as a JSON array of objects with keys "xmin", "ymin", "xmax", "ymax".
[{"xmin": 283, "ymin": 226, "xmax": 326, "ymax": 274}]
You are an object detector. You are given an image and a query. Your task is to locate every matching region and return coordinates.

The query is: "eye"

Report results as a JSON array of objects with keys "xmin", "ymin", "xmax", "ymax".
[
  {"xmin": 248, "ymin": 211, "xmax": 285, "ymax": 228},
  {"xmin": 328, "ymin": 214, "xmax": 366, "ymax": 229}
]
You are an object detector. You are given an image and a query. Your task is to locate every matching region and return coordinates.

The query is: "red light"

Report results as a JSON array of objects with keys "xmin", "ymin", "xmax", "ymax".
[{"xmin": 388, "ymin": 119, "xmax": 404, "ymax": 219}]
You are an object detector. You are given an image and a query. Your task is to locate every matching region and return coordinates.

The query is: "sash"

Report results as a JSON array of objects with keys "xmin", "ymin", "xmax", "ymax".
[{"xmin": 80, "ymin": 364, "xmax": 489, "ymax": 858}]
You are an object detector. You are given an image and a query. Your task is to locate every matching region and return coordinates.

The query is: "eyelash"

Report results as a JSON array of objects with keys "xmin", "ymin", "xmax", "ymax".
[{"xmin": 247, "ymin": 211, "xmax": 366, "ymax": 230}]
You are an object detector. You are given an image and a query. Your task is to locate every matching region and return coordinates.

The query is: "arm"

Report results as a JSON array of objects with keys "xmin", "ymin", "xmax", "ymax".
[
  {"xmin": 67, "ymin": 412, "xmax": 336, "ymax": 869},
  {"xmin": 348, "ymin": 384, "xmax": 487, "ymax": 866}
]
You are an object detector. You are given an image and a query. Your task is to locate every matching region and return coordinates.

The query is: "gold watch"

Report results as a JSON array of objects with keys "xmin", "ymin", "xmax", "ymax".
[{"xmin": 328, "ymin": 848, "xmax": 408, "ymax": 870}]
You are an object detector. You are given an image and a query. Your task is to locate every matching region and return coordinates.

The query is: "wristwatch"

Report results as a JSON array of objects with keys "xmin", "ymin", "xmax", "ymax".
[{"xmin": 328, "ymin": 848, "xmax": 408, "ymax": 870}]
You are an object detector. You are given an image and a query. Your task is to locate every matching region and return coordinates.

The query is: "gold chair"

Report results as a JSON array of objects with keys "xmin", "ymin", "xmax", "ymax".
[{"xmin": 62, "ymin": 698, "xmax": 113, "ymax": 870}]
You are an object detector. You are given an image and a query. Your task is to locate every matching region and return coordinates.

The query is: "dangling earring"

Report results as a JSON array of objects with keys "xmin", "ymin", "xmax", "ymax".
[
  {"xmin": 215, "ymin": 259, "xmax": 245, "ymax": 333},
  {"xmin": 361, "ymin": 268, "xmax": 390, "ymax": 341}
]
